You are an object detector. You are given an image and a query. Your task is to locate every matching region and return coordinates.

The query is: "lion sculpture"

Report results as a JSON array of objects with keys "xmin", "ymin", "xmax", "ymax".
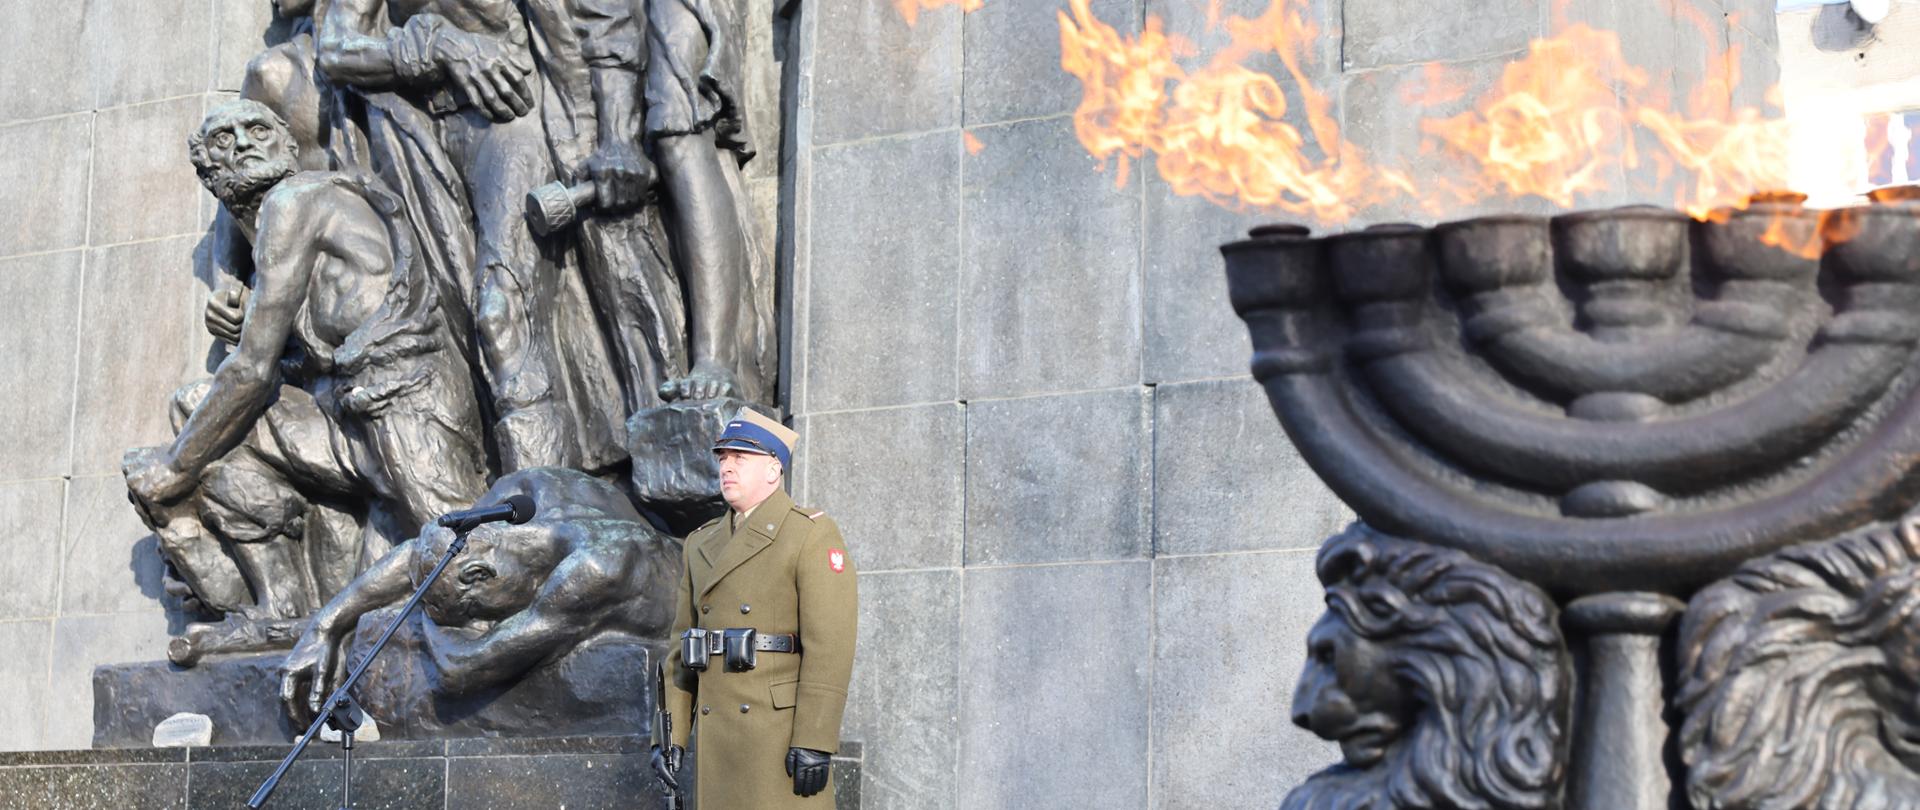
[
  {"xmin": 1676, "ymin": 518, "xmax": 1920, "ymax": 810},
  {"xmin": 1283, "ymin": 525, "xmax": 1573, "ymax": 810}
]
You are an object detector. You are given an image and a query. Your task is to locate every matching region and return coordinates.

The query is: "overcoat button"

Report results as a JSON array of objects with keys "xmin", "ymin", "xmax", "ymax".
[
  {"xmin": 700, "ymin": 605, "xmax": 710, "ymax": 615},
  {"xmin": 765, "ymin": 524, "xmax": 775, "ymax": 532},
  {"xmin": 701, "ymin": 706, "xmax": 711, "ymax": 716},
  {"xmin": 740, "ymin": 604, "xmax": 751, "ymax": 614},
  {"xmin": 740, "ymin": 704, "xmax": 750, "ymax": 713}
]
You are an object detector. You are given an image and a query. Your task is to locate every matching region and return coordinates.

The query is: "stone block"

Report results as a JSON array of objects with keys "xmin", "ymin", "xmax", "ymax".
[
  {"xmin": 1342, "ymin": 0, "xmax": 1540, "ymax": 71},
  {"xmin": 0, "ymin": 762, "xmax": 187, "ymax": 809},
  {"xmin": 965, "ymin": 389, "xmax": 1149, "ymax": 566},
  {"xmin": 807, "ymin": 132, "xmax": 959, "ymax": 412},
  {"xmin": 1147, "ymin": 0, "xmax": 1342, "ymax": 80},
  {"xmin": 1725, "ymin": 0, "xmax": 1781, "ymax": 45},
  {"xmin": 810, "ymin": 0, "xmax": 960, "ymax": 146},
  {"xmin": 959, "ymin": 117, "xmax": 1141, "ymax": 399},
  {"xmin": 1152, "ymin": 552, "xmax": 1337, "ymax": 807},
  {"xmin": 1143, "ymin": 165, "xmax": 1266, "ymax": 383},
  {"xmin": 1154, "ymin": 378, "xmax": 1352, "ymax": 555},
  {"xmin": 627, "ymin": 397, "xmax": 761, "ymax": 535},
  {"xmin": 842, "ymin": 571, "xmax": 959, "ymax": 810},
  {"xmin": 72, "ymin": 236, "xmax": 201, "ymax": 478},
  {"xmin": 212, "ymin": 0, "xmax": 292, "ymax": 94},
  {"xmin": 964, "ymin": 0, "xmax": 1135, "ymax": 126},
  {"xmin": 0, "ymin": 115, "xmax": 93, "ymax": 257},
  {"xmin": 83, "ymin": 0, "xmax": 214, "ymax": 110},
  {"xmin": 46, "ymin": 612, "xmax": 173, "ymax": 750},
  {"xmin": 0, "ymin": 2, "xmax": 90, "ymax": 122},
  {"xmin": 92, "ymin": 654, "xmax": 299, "ymax": 749},
  {"xmin": 805, "ymin": 404, "xmax": 964, "ymax": 571},
  {"xmin": 1730, "ymin": 23, "xmax": 1781, "ymax": 113},
  {"xmin": 0, "ymin": 250, "xmax": 83, "ymax": 479},
  {"xmin": 958, "ymin": 562, "xmax": 1149, "ymax": 807},
  {"xmin": 62, "ymin": 475, "xmax": 170, "ymax": 616},
  {"xmin": 190, "ymin": 757, "xmax": 446, "ymax": 808},
  {"xmin": 0, "ymin": 620, "xmax": 52, "ymax": 752},
  {"xmin": 1340, "ymin": 54, "xmax": 1571, "ymax": 224},
  {"xmin": 0, "ymin": 481, "xmax": 65, "ymax": 621},
  {"xmin": 445, "ymin": 755, "xmax": 649, "ymax": 809},
  {"xmin": 89, "ymin": 98, "xmax": 207, "ymax": 246}
]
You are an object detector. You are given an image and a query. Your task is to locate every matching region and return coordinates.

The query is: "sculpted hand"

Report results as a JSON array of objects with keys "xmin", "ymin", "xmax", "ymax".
[
  {"xmin": 584, "ymin": 141, "xmax": 655, "ymax": 214},
  {"xmin": 785, "ymin": 747, "xmax": 831, "ymax": 797},
  {"xmin": 649, "ymin": 743, "xmax": 684, "ymax": 791},
  {"xmin": 205, "ymin": 285, "xmax": 248, "ymax": 344},
  {"xmin": 123, "ymin": 446, "xmax": 195, "ymax": 506},
  {"xmin": 279, "ymin": 628, "xmax": 341, "ymax": 722},
  {"xmin": 434, "ymin": 29, "xmax": 535, "ymax": 122}
]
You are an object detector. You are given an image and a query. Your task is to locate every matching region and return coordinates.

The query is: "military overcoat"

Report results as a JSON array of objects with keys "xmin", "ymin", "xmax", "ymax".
[{"xmin": 664, "ymin": 487, "xmax": 857, "ymax": 808}]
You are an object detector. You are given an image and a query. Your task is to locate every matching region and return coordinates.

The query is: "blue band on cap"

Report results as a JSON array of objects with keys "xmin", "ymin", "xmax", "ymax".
[{"xmin": 713, "ymin": 420, "xmax": 791, "ymax": 468}]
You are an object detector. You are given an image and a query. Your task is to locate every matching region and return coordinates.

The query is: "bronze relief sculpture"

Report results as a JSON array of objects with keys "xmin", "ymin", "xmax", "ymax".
[{"xmin": 116, "ymin": 0, "xmax": 786, "ymax": 739}]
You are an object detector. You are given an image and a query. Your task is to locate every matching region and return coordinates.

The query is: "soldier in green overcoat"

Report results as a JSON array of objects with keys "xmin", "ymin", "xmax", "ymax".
[{"xmin": 651, "ymin": 408, "xmax": 858, "ymax": 807}]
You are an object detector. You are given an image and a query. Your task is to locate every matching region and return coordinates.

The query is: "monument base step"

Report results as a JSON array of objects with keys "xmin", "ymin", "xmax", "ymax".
[{"xmin": 0, "ymin": 735, "xmax": 862, "ymax": 809}]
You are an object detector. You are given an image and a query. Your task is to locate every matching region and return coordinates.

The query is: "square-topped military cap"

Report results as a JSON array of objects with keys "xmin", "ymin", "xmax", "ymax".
[{"xmin": 712, "ymin": 408, "xmax": 798, "ymax": 468}]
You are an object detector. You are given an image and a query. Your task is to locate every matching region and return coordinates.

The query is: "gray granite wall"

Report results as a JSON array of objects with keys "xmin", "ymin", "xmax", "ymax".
[
  {"xmin": 0, "ymin": 0, "xmax": 282, "ymax": 753},
  {"xmin": 781, "ymin": 1, "xmax": 1778, "ymax": 808}
]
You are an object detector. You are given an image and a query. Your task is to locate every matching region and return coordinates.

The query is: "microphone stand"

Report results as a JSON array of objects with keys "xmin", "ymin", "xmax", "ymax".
[{"xmin": 247, "ymin": 525, "xmax": 476, "ymax": 809}]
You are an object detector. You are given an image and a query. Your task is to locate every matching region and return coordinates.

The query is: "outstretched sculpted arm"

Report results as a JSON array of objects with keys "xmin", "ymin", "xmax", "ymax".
[{"xmin": 280, "ymin": 536, "xmax": 417, "ymax": 718}]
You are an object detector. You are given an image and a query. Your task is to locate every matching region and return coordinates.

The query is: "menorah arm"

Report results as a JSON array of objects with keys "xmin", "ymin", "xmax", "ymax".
[
  {"xmin": 1471, "ymin": 317, "xmax": 1780, "ymax": 403},
  {"xmin": 1356, "ymin": 339, "xmax": 1910, "ymax": 494},
  {"xmin": 1256, "ymin": 365, "xmax": 1920, "ymax": 595}
]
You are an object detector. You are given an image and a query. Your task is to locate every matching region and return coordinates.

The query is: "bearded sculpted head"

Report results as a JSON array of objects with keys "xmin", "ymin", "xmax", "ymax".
[
  {"xmin": 188, "ymin": 99, "xmax": 300, "ymax": 213},
  {"xmin": 1677, "ymin": 520, "xmax": 1920, "ymax": 810},
  {"xmin": 1283, "ymin": 525, "xmax": 1573, "ymax": 810}
]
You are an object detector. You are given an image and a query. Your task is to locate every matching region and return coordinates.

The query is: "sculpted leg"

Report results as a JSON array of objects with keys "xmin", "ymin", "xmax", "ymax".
[
  {"xmin": 451, "ymin": 110, "xmax": 578, "ymax": 470},
  {"xmin": 656, "ymin": 129, "xmax": 749, "ymax": 402}
]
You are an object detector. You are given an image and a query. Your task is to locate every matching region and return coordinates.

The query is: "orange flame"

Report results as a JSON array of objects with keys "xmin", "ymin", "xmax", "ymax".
[
  {"xmin": 1059, "ymin": 0, "xmax": 1410, "ymax": 222},
  {"xmin": 1057, "ymin": 0, "xmax": 1873, "ymax": 261},
  {"xmin": 894, "ymin": 0, "xmax": 982, "ymax": 28},
  {"xmin": 963, "ymin": 130, "xmax": 985, "ymax": 155},
  {"xmin": 1420, "ymin": 26, "xmax": 1641, "ymax": 210}
]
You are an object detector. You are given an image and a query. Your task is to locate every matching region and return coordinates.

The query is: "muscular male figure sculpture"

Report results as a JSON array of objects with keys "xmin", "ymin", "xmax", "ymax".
[{"xmin": 124, "ymin": 101, "xmax": 489, "ymax": 623}]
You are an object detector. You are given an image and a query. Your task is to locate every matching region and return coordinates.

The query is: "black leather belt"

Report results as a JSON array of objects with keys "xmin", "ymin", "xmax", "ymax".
[{"xmin": 690, "ymin": 629, "xmax": 800, "ymax": 655}]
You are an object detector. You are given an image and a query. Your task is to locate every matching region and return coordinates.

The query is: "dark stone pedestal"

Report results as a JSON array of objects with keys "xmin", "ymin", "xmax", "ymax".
[
  {"xmin": 95, "ymin": 629, "xmax": 665, "ymax": 747},
  {"xmin": 0, "ymin": 736, "xmax": 863, "ymax": 809},
  {"xmin": 93, "ymin": 655, "xmax": 299, "ymax": 748}
]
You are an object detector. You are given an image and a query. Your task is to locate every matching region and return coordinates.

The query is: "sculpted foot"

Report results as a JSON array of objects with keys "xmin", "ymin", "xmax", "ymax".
[{"xmin": 659, "ymin": 362, "xmax": 739, "ymax": 402}]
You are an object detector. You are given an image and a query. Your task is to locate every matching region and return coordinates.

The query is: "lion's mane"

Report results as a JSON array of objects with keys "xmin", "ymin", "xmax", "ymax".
[
  {"xmin": 1677, "ymin": 519, "xmax": 1920, "ymax": 810},
  {"xmin": 1283, "ymin": 525, "xmax": 1573, "ymax": 810}
]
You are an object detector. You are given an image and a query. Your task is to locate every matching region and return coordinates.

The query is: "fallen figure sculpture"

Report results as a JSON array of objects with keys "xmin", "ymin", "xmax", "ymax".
[{"xmin": 279, "ymin": 466, "xmax": 681, "ymax": 737}]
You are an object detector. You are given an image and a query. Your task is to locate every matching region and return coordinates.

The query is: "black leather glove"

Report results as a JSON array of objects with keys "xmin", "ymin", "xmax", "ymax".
[
  {"xmin": 785, "ymin": 746, "xmax": 831, "ymax": 797},
  {"xmin": 649, "ymin": 744, "xmax": 684, "ymax": 791}
]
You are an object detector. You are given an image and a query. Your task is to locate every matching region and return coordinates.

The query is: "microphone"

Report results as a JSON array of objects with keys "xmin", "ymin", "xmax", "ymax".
[{"xmin": 437, "ymin": 494, "xmax": 536, "ymax": 532}]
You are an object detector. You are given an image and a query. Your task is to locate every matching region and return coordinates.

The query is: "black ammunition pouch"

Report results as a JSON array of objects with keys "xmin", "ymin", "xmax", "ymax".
[
  {"xmin": 681, "ymin": 628, "xmax": 711, "ymax": 672},
  {"xmin": 723, "ymin": 628, "xmax": 757, "ymax": 672}
]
